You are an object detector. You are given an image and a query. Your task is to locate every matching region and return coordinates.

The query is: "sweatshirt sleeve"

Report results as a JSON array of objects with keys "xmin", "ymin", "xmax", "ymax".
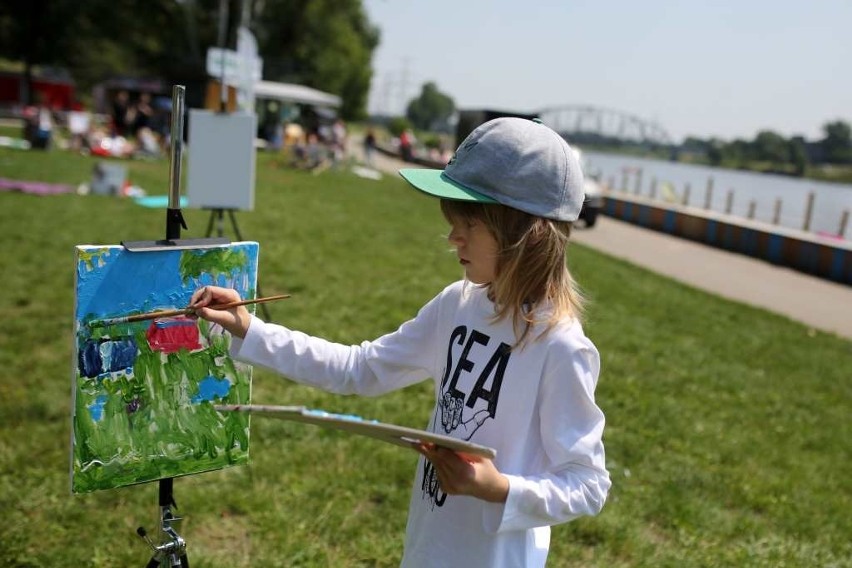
[
  {"xmin": 489, "ymin": 336, "xmax": 611, "ymax": 532},
  {"xmin": 228, "ymin": 291, "xmax": 445, "ymax": 396}
]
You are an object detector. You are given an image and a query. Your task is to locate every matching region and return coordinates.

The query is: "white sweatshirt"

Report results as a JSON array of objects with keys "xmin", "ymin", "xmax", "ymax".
[{"xmin": 232, "ymin": 280, "xmax": 610, "ymax": 567}]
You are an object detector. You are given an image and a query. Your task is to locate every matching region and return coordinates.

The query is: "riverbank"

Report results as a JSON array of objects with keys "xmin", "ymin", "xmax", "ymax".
[{"xmin": 579, "ymin": 143, "xmax": 852, "ymax": 184}]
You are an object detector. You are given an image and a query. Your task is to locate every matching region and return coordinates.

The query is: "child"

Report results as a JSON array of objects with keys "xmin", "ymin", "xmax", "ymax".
[{"xmin": 190, "ymin": 117, "xmax": 610, "ymax": 567}]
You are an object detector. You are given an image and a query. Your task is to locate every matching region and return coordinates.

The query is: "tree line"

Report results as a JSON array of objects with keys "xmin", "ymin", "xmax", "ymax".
[
  {"xmin": 0, "ymin": 0, "xmax": 379, "ymax": 119},
  {"xmin": 679, "ymin": 120, "xmax": 852, "ymax": 177}
]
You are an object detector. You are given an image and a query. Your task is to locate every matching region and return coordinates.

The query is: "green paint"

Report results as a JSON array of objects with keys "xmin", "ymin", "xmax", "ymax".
[
  {"xmin": 77, "ymin": 247, "xmax": 113, "ymax": 272},
  {"xmin": 179, "ymin": 248, "xmax": 249, "ymax": 281}
]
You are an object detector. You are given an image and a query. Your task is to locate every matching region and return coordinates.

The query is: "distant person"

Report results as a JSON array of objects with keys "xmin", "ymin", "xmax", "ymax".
[
  {"xmin": 131, "ymin": 93, "xmax": 154, "ymax": 136},
  {"xmin": 24, "ymin": 94, "xmax": 54, "ymax": 150},
  {"xmin": 292, "ymin": 132, "xmax": 328, "ymax": 171},
  {"xmin": 399, "ymin": 128, "xmax": 413, "ymax": 162},
  {"xmin": 135, "ymin": 127, "xmax": 161, "ymax": 158},
  {"xmin": 331, "ymin": 118, "xmax": 348, "ymax": 165},
  {"xmin": 111, "ymin": 90, "xmax": 131, "ymax": 137},
  {"xmin": 67, "ymin": 102, "xmax": 92, "ymax": 152},
  {"xmin": 363, "ymin": 127, "xmax": 377, "ymax": 167},
  {"xmin": 188, "ymin": 117, "xmax": 610, "ymax": 567}
]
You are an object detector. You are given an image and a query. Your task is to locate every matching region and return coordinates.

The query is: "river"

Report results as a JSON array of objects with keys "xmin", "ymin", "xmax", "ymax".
[{"xmin": 583, "ymin": 151, "xmax": 852, "ymax": 240}]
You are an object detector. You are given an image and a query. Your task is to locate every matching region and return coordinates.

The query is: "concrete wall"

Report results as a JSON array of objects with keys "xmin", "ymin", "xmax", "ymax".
[{"xmin": 603, "ymin": 192, "xmax": 852, "ymax": 285}]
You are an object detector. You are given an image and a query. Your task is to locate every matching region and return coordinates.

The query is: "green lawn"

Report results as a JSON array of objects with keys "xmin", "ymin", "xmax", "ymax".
[{"xmin": 0, "ymin": 147, "xmax": 849, "ymax": 567}]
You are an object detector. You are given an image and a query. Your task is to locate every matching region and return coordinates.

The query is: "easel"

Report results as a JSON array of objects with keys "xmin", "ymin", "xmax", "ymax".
[{"xmin": 126, "ymin": 85, "xmax": 229, "ymax": 568}]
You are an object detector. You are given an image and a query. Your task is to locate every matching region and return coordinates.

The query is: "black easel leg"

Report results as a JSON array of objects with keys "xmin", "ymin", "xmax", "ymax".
[
  {"xmin": 159, "ymin": 477, "xmax": 176, "ymax": 509},
  {"xmin": 138, "ymin": 478, "xmax": 188, "ymax": 566},
  {"xmin": 205, "ymin": 210, "xmax": 216, "ymax": 238},
  {"xmin": 227, "ymin": 209, "xmax": 244, "ymax": 241},
  {"xmin": 205, "ymin": 209, "xmax": 226, "ymax": 238}
]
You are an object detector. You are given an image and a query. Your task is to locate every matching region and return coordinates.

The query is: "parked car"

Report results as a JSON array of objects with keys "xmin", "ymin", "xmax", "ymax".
[{"xmin": 574, "ymin": 148, "xmax": 605, "ymax": 227}]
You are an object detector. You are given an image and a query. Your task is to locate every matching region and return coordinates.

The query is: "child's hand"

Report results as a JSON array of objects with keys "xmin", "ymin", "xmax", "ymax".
[
  {"xmin": 189, "ymin": 286, "xmax": 251, "ymax": 338},
  {"xmin": 417, "ymin": 443, "xmax": 509, "ymax": 503}
]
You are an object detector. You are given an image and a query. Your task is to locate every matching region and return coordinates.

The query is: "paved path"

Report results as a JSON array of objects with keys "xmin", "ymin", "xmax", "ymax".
[
  {"xmin": 350, "ymin": 137, "xmax": 852, "ymax": 340},
  {"xmin": 570, "ymin": 218, "xmax": 852, "ymax": 339}
]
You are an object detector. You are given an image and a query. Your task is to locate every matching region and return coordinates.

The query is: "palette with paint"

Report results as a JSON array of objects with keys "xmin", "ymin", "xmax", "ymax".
[{"xmin": 217, "ymin": 404, "xmax": 498, "ymax": 459}]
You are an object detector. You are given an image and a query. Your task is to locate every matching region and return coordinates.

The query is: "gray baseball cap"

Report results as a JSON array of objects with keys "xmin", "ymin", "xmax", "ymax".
[{"xmin": 399, "ymin": 117, "xmax": 585, "ymax": 222}]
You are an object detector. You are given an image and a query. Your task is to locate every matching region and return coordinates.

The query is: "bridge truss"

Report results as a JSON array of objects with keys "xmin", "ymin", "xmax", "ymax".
[{"xmin": 537, "ymin": 105, "xmax": 673, "ymax": 147}]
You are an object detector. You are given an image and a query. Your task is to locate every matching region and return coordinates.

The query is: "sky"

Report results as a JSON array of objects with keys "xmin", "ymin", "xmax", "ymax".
[{"xmin": 363, "ymin": 0, "xmax": 851, "ymax": 143}]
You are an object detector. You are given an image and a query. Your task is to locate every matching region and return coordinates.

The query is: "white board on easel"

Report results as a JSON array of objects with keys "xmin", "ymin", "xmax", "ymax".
[{"xmin": 187, "ymin": 109, "xmax": 257, "ymax": 211}]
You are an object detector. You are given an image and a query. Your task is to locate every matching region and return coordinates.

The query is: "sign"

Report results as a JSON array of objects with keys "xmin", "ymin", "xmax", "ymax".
[
  {"xmin": 236, "ymin": 26, "xmax": 260, "ymax": 113},
  {"xmin": 206, "ymin": 47, "xmax": 262, "ymax": 87}
]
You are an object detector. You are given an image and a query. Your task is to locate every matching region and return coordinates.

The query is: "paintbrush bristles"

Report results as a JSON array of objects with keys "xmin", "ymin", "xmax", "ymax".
[{"xmin": 88, "ymin": 294, "xmax": 291, "ymax": 328}]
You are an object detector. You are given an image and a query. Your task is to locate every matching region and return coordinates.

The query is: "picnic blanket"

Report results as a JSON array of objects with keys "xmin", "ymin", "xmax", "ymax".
[{"xmin": 0, "ymin": 178, "xmax": 74, "ymax": 195}]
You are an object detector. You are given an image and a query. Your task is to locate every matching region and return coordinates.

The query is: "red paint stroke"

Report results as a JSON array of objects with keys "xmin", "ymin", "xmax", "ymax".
[{"xmin": 146, "ymin": 316, "xmax": 201, "ymax": 353}]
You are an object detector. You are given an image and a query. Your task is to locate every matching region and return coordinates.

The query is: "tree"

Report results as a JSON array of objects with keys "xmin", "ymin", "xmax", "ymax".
[
  {"xmin": 722, "ymin": 138, "xmax": 754, "ymax": 167},
  {"xmin": 752, "ymin": 130, "xmax": 789, "ymax": 164},
  {"xmin": 0, "ymin": 0, "xmax": 380, "ymax": 119},
  {"xmin": 387, "ymin": 116, "xmax": 412, "ymax": 137},
  {"xmin": 788, "ymin": 136, "xmax": 809, "ymax": 176},
  {"xmin": 252, "ymin": 0, "xmax": 379, "ymax": 120},
  {"xmin": 820, "ymin": 120, "xmax": 852, "ymax": 164},
  {"xmin": 706, "ymin": 138, "xmax": 724, "ymax": 166},
  {"xmin": 406, "ymin": 82, "xmax": 455, "ymax": 131}
]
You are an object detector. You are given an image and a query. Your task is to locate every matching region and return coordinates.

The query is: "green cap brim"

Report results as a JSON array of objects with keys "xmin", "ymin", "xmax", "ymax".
[{"xmin": 399, "ymin": 169, "xmax": 497, "ymax": 203}]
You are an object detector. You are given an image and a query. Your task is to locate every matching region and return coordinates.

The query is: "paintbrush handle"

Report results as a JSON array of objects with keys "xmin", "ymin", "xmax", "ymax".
[
  {"xmin": 92, "ymin": 294, "xmax": 291, "ymax": 326},
  {"xmin": 204, "ymin": 294, "xmax": 291, "ymax": 312},
  {"xmin": 119, "ymin": 308, "xmax": 192, "ymax": 323}
]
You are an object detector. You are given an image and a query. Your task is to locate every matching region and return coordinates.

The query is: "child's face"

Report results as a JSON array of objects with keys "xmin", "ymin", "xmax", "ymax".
[{"xmin": 447, "ymin": 217, "xmax": 499, "ymax": 284}]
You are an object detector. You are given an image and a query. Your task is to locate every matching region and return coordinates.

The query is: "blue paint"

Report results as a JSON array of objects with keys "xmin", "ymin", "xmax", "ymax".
[
  {"xmin": 101, "ymin": 338, "xmax": 137, "ymax": 373},
  {"xmin": 663, "ymin": 210, "xmax": 676, "ymax": 233},
  {"xmin": 88, "ymin": 395, "xmax": 108, "ymax": 422},
  {"xmin": 706, "ymin": 220, "xmax": 717, "ymax": 244},
  {"xmin": 768, "ymin": 235, "xmax": 783, "ymax": 263},
  {"xmin": 79, "ymin": 338, "xmax": 137, "ymax": 377},
  {"xmin": 75, "ymin": 243, "xmax": 259, "ymax": 323},
  {"xmin": 79, "ymin": 341, "xmax": 103, "ymax": 378},
  {"xmin": 191, "ymin": 376, "xmax": 232, "ymax": 403},
  {"xmin": 154, "ymin": 319, "xmax": 195, "ymax": 329},
  {"xmin": 304, "ymin": 409, "xmax": 380, "ymax": 424},
  {"xmin": 829, "ymin": 249, "xmax": 848, "ymax": 283}
]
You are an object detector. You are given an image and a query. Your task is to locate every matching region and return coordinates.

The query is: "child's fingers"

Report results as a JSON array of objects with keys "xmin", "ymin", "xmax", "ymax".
[
  {"xmin": 189, "ymin": 285, "xmax": 219, "ymax": 308},
  {"xmin": 189, "ymin": 287, "xmax": 207, "ymax": 307}
]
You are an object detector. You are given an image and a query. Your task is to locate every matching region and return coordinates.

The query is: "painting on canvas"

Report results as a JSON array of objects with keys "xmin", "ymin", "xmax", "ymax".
[{"xmin": 71, "ymin": 242, "xmax": 259, "ymax": 494}]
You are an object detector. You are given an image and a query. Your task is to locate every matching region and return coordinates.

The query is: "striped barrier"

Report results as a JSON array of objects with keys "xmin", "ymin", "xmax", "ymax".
[{"xmin": 602, "ymin": 192, "xmax": 852, "ymax": 286}]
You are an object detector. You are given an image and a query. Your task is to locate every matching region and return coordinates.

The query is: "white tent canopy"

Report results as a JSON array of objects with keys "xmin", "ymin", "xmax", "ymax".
[{"xmin": 254, "ymin": 80, "xmax": 341, "ymax": 108}]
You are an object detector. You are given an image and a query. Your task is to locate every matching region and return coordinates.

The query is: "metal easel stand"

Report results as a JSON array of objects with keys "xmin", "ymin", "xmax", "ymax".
[
  {"xmin": 137, "ymin": 478, "xmax": 189, "ymax": 568},
  {"xmin": 126, "ymin": 84, "xmax": 220, "ymax": 568}
]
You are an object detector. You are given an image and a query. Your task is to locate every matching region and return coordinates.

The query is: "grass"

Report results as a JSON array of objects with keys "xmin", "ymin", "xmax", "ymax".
[{"xmin": 0, "ymin": 146, "xmax": 850, "ymax": 567}]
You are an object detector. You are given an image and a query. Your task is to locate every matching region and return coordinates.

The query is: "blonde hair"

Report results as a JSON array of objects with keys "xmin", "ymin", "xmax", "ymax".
[{"xmin": 440, "ymin": 199, "xmax": 585, "ymax": 346}]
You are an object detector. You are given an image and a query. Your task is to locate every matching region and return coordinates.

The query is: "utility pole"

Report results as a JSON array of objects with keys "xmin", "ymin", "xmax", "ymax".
[
  {"xmin": 398, "ymin": 58, "xmax": 411, "ymax": 116},
  {"xmin": 381, "ymin": 72, "xmax": 394, "ymax": 116}
]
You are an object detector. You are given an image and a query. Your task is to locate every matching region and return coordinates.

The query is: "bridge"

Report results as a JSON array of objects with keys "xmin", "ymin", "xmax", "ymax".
[{"xmin": 537, "ymin": 105, "xmax": 673, "ymax": 147}]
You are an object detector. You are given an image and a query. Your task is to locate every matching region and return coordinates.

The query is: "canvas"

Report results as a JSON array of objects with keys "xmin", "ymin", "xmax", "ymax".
[{"xmin": 71, "ymin": 242, "xmax": 259, "ymax": 494}]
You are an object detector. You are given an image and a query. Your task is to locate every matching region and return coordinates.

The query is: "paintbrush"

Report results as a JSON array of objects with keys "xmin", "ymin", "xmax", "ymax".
[{"xmin": 87, "ymin": 294, "xmax": 291, "ymax": 328}]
